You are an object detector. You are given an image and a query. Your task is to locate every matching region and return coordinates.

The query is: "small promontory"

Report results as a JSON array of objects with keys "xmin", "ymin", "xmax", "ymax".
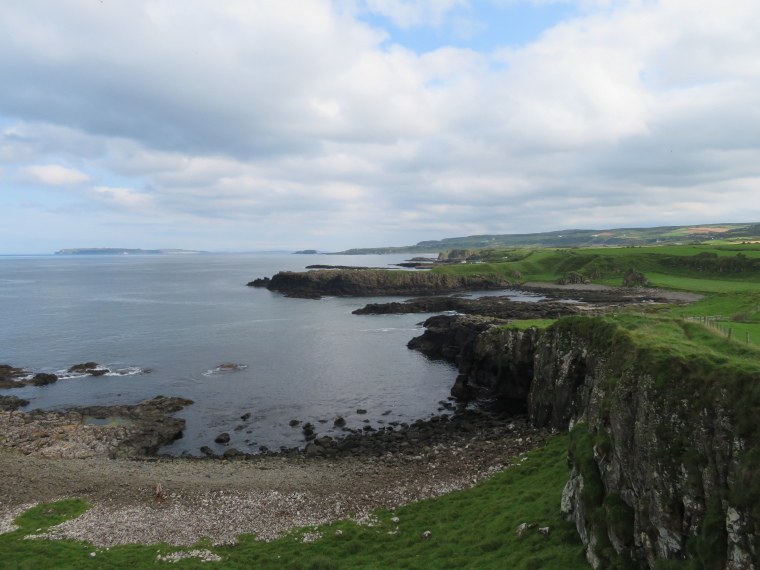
[{"xmin": 249, "ymin": 269, "xmax": 516, "ymax": 298}]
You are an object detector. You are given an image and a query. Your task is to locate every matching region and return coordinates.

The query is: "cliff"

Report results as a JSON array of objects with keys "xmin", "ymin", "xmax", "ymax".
[
  {"xmin": 251, "ymin": 269, "xmax": 516, "ymax": 298},
  {"xmin": 408, "ymin": 314, "xmax": 760, "ymax": 568}
]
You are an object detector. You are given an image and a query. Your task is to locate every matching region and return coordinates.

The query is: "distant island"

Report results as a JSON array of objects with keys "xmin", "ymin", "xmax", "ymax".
[{"xmin": 55, "ymin": 248, "xmax": 207, "ymax": 255}]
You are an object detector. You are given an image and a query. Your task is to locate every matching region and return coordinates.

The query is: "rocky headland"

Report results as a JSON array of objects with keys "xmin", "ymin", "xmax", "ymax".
[
  {"xmin": 248, "ymin": 269, "xmax": 515, "ymax": 299},
  {"xmin": 406, "ymin": 313, "xmax": 759, "ymax": 568}
]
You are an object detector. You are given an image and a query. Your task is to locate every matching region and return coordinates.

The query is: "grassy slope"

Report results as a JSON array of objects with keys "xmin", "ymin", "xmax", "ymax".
[{"xmin": 1, "ymin": 438, "xmax": 589, "ymax": 570}]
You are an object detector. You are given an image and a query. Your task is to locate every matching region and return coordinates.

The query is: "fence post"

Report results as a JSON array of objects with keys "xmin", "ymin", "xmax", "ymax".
[
  {"xmin": 728, "ymin": 328, "xmax": 733, "ymax": 340},
  {"xmin": 747, "ymin": 331, "xmax": 750, "ymax": 344}
]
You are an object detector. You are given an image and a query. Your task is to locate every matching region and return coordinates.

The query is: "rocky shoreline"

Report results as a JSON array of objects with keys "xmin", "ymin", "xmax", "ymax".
[{"xmin": 0, "ymin": 402, "xmax": 549, "ymax": 547}]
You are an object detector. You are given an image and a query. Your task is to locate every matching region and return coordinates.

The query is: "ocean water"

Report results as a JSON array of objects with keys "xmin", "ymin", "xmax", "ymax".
[{"xmin": 0, "ymin": 253, "xmax": 540, "ymax": 455}]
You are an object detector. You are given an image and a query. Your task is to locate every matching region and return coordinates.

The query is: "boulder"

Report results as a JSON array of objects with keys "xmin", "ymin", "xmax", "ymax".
[
  {"xmin": 28, "ymin": 373, "xmax": 59, "ymax": 386},
  {"xmin": 556, "ymin": 272, "xmax": 590, "ymax": 285},
  {"xmin": 622, "ymin": 268, "xmax": 649, "ymax": 287},
  {"xmin": 214, "ymin": 432, "xmax": 231, "ymax": 444},
  {"xmin": 68, "ymin": 362, "xmax": 100, "ymax": 373}
]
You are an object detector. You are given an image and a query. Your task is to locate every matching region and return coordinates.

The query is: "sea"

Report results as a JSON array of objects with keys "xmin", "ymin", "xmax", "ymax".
[{"xmin": 0, "ymin": 253, "xmax": 542, "ymax": 456}]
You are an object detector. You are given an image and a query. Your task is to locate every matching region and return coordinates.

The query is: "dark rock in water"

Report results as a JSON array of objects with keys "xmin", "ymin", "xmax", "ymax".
[
  {"xmin": 28, "ymin": 373, "xmax": 59, "ymax": 386},
  {"xmin": 246, "ymin": 277, "xmax": 271, "ymax": 287},
  {"xmin": 68, "ymin": 362, "xmax": 100, "ymax": 373},
  {"xmin": 0, "ymin": 364, "xmax": 27, "ymax": 388},
  {"xmin": 241, "ymin": 412, "xmax": 251, "ymax": 421},
  {"xmin": 333, "ymin": 417, "xmax": 346, "ymax": 427},
  {"xmin": 356, "ymin": 409, "xmax": 367, "ymax": 414},
  {"xmin": 214, "ymin": 432, "xmax": 231, "ymax": 444},
  {"xmin": 223, "ymin": 448, "xmax": 243, "ymax": 458},
  {"xmin": 289, "ymin": 419, "xmax": 300, "ymax": 427},
  {"xmin": 382, "ymin": 410, "xmax": 392, "ymax": 416},
  {"xmin": 87, "ymin": 369, "xmax": 109, "ymax": 377},
  {"xmin": 200, "ymin": 446, "xmax": 214, "ymax": 456},
  {"xmin": 218, "ymin": 363, "xmax": 244, "ymax": 371},
  {"xmin": 0, "ymin": 395, "xmax": 30, "ymax": 411}
]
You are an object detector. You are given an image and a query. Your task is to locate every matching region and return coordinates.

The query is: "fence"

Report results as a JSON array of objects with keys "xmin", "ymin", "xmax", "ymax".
[{"xmin": 681, "ymin": 314, "xmax": 751, "ymax": 344}]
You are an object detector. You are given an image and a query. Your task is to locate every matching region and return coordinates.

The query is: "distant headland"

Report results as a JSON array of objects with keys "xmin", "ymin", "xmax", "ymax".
[{"xmin": 55, "ymin": 248, "xmax": 207, "ymax": 255}]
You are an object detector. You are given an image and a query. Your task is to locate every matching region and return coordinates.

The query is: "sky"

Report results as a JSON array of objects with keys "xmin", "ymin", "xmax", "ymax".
[{"xmin": 1, "ymin": 0, "xmax": 759, "ymax": 254}]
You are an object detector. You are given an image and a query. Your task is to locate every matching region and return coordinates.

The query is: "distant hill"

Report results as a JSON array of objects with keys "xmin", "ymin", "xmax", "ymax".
[
  {"xmin": 332, "ymin": 223, "xmax": 760, "ymax": 254},
  {"xmin": 55, "ymin": 248, "xmax": 207, "ymax": 255}
]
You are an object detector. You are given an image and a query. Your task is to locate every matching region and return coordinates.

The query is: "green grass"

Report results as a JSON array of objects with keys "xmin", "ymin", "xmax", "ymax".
[
  {"xmin": 502, "ymin": 319, "xmax": 556, "ymax": 331},
  {"xmin": 0, "ymin": 437, "xmax": 589, "ymax": 569}
]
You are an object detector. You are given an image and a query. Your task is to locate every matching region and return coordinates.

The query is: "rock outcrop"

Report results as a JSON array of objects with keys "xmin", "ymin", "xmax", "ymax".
[
  {"xmin": 254, "ymin": 269, "xmax": 516, "ymax": 299},
  {"xmin": 354, "ymin": 296, "xmax": 583, "ymax": 319},
  {"xmin": 408, "ymin": 314, "xmax": 760, "ymax": 568},
  {"xmin": 622, "ymin": 269, "xmax": 649, "ymax": 287},
  {"xmin": 0, "ymin": 395, "xmax": 29, "ymax": 411},
  {"xmin": 0, "ymin": 396, "xmax": 194, "ymax": 459}
]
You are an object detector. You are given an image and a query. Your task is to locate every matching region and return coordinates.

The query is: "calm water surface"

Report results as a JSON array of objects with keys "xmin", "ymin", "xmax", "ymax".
[{"xmin": 0, "ymin": 253, "xmax": 539, "ymax": 455}]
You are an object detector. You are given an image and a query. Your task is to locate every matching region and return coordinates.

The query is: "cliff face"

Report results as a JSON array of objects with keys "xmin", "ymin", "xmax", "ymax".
[
  {"xmin": 408, "ymin": 315, "xmax": 760, "ymax": 569},
  {"xmin": 260, "ymin": 270, "xmax": 515, "ymax": 298}
]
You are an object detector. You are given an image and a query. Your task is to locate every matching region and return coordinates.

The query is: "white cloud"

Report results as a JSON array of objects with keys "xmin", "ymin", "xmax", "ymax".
[
  {"xmin": 16, "ymin": 164, "xmax": 91, "ymax": 185},
  {"xmin": 91, "ymin": 186, "xmax": 154, "ymax": 212}
]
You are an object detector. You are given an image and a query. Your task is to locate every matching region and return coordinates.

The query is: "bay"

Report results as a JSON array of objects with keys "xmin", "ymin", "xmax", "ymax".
[{"xmin": 0, "ymin": 253, "xmax": 539, "ymax": 456}]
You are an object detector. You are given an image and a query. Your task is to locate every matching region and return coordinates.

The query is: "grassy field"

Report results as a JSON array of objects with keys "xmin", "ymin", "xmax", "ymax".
[
  {"xmin": 0, "ymin": 438, "xmax": 589, "ymax": 569},
  {"xmin": 435, "ymin": 242, "xmax": 760, "ymax": 345}
]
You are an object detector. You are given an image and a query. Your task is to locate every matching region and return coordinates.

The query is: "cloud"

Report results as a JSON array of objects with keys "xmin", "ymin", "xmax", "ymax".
[
  {"xmin": 0, "ymin": 0, "xmax": 759, "ymax": 253},
  {"xmin": 91, "ymin": 186, "xmax": 154, "ymax": 212},
  {"xmin": 16, "ymin": 164, "xmax": 91, "ymax": 185},
  {"xmin": 361, "ymin": 0, "xmax": 469, "ymax": 27}
]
